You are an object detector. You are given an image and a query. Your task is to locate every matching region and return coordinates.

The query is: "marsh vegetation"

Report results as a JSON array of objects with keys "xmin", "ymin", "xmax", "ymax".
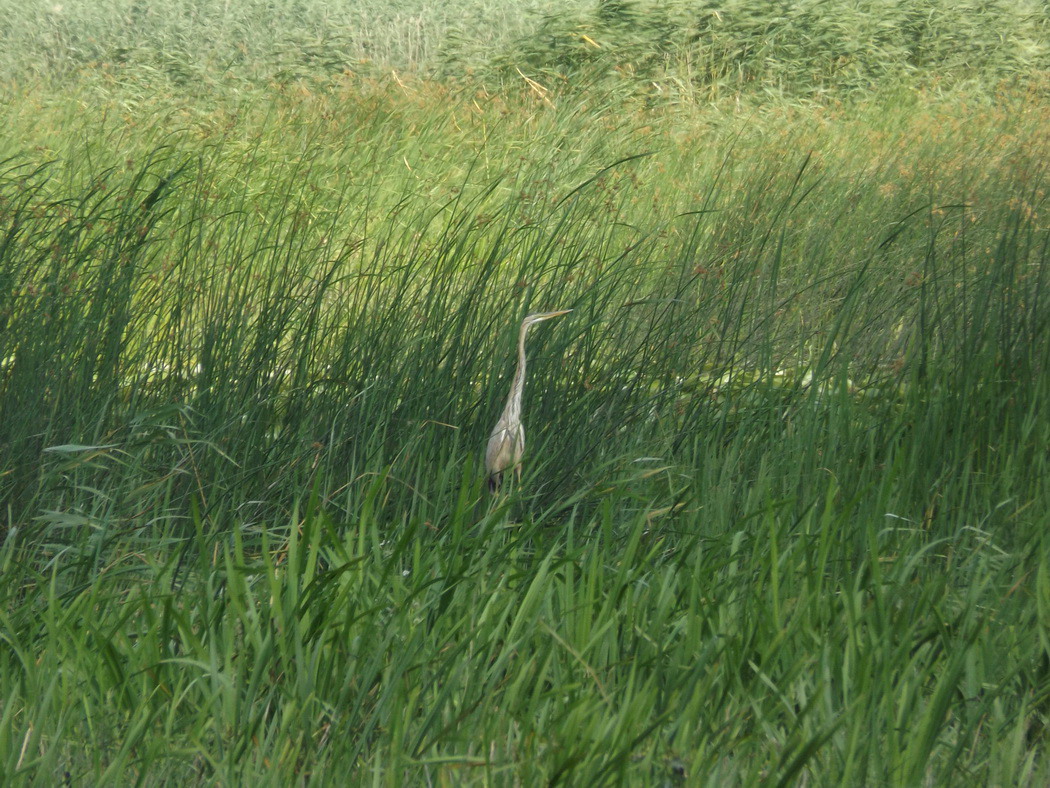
[{"xmin": 1, "ymin": 1, "xmax": 1049, "ymax": 783}]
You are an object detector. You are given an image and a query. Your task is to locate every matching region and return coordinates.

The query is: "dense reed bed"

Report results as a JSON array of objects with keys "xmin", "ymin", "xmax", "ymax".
[
  {"xmin": 3, "ymin": 0, "xmax": 1047, "ymax": 95},
  {"xmin": 1, "ymin": 41, "xmax": 1048, "ymax": 786}
]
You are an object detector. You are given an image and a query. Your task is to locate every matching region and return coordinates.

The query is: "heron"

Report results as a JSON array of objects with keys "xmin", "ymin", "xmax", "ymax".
[{"xmin": 485, "ymin": 309, "xmax": 572, "ymax": 492}]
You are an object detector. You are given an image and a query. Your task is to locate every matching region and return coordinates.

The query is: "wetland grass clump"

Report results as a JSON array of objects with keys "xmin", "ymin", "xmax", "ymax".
[{"xmin": 0, "ymin": 63, "xmax": 1048, "ymax": 784}]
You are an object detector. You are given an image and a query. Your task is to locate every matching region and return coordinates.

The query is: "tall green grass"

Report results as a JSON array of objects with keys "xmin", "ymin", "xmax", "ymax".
[
  {"xmin": 491, "ymin": 0, "xmax": 1050, "ymax": 98},
  {"xmin": 1, "ymin": 77, "xmax": 1048, "ymax": 783},
  {"xmin": 2, "ymin": 0, "xmax": 1047, "ymax": 98},
  {"xmin": 0, "ymin": 0, "xmax": 560, "ymax": 86}
]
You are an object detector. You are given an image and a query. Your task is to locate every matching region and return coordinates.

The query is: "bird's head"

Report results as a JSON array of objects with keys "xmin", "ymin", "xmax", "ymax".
[{"xmin": 522, "ymin": 309, "xmax": 572, "ymax": 329}]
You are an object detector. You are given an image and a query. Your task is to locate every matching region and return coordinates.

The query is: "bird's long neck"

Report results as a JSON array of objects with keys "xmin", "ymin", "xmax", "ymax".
[{"xmin": 503, "ymin": 322, "xmax": 530, "ymax": 421}]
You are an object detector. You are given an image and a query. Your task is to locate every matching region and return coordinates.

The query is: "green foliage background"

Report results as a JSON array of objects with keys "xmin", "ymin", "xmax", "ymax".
[
  {"xmin": 2, "ymin": 0, "xmax": 1048, "ymax": 93},
  {"xmin": 0, "ymin": 1, "xmax": 1049, "ymax": 784}
]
